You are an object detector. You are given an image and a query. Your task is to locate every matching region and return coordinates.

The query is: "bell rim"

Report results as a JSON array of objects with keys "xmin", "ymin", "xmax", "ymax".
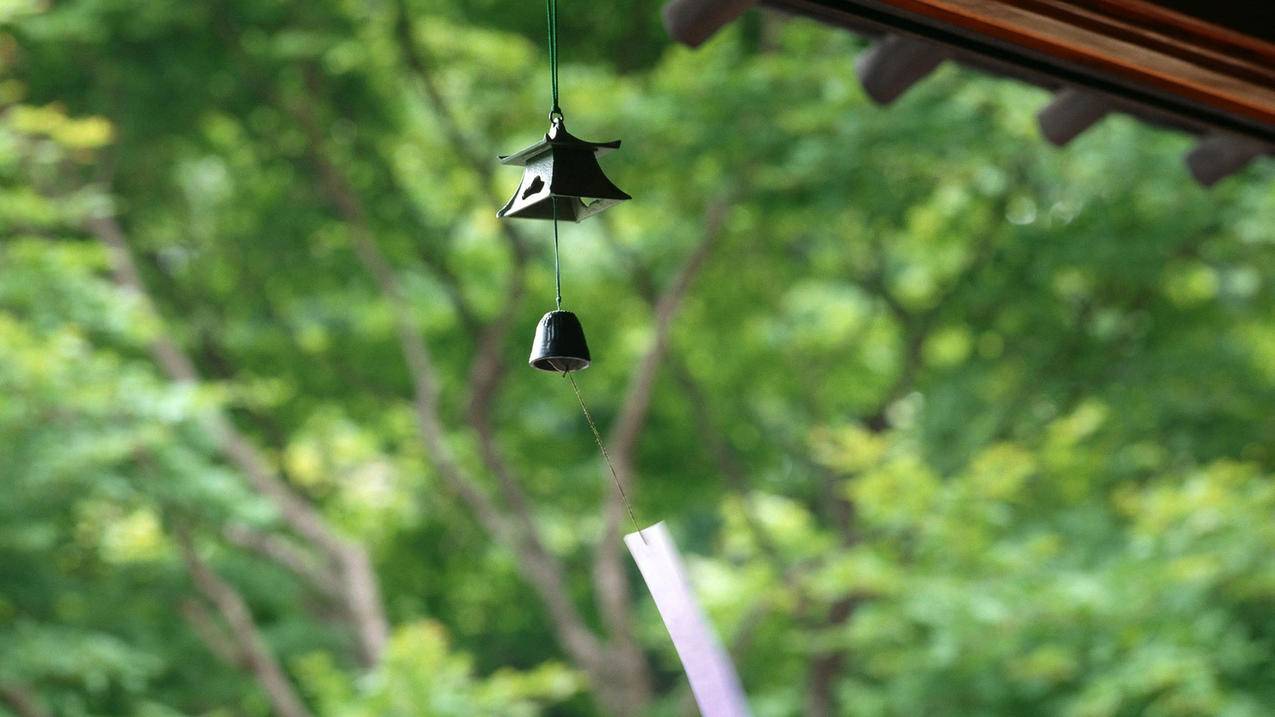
[
  {"xmin": 497, "ymin": 195, "xmax": 629, "ymax": 222},
  {"xmin": 529, "ymin": 354, "xmax": 591, "ymax": 372}
]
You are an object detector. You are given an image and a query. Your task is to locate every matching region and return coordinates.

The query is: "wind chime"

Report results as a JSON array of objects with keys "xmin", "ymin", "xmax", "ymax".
[
  {"xmin": 496, "ymin": 0, "xmax": 629, "ymax": 375},
  {"xmin": 497, "ymin": 0, "xmax": 643, "ymax": 537},
  {"xmin": 495, "ymin": 4, "xmax": 750, "ymax": 715}
]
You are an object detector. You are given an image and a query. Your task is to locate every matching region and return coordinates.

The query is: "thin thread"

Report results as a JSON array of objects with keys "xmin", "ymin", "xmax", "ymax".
[
  {"xmin": 560, "ymin": 369, "xmax": 647, "ymax": 544},
  {"xmin": 545, "ymin": 0, "xmax": 560, "ymax": 117},
  {"xmin": 552, "ymin": 201, "xmax": 562, "ymax": 309}
]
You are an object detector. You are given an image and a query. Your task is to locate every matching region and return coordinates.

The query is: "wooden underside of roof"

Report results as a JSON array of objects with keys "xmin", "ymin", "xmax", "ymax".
[{"xmin": 661, "ymin": 0, "xmax": 1274, "ymax": 185}]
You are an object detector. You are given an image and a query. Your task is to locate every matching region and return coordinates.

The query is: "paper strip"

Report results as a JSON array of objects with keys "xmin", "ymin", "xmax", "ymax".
[{"xmin": 625, "ymin": 522, "xmax": 751, "ymax": 717}]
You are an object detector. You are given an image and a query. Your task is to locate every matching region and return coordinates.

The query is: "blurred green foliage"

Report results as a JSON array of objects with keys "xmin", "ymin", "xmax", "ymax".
[
  {"xmin": 2, "ymin": 0, "xmax": 1275, "ymax": 715},
  {"xmin": 297, "ymin": 621, "xmax": 580, "ymax": 716}
]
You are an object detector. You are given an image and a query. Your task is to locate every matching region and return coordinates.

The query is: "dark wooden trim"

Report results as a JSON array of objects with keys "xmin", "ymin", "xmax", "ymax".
[
  {"xmin": 856, "ymin": 34, "xmax": 949, "ymax": 104},
  {"xmin": 836, "ymin": 0, "xmax": 1275, "ymax": 124},
  {"xmin": 1019, "ymin": 1, "xmax": 1275, "ymax": 89},
  {"xmin": 1088, "ymin": 0, "xmax": 1275, "ymax": 51},
  {"xmin": 1186, "ymin": 134, "xmax": 1268, "ymax": 186},
  {"xmin": 763, "ymin": 0, "xmax": 1275, "ymax": 144},
  {"xmin": 1037, "ymin": 88, "xmax": 1112, "ymax": 145},
  {"xmin": 663, "ymin": 0, "xmax": 759, "ymax": 47}
]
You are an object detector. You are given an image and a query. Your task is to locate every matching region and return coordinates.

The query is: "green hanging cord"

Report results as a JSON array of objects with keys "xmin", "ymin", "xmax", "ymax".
[
  {"xmin": 552, "ymin": 200, "xmax": 562, "ymax": 309},
  {"xmin": 546, "ymin": 0, "xmax": 561, "ymax": 118},
  {"xmin": 545, "ymin": 0, "xmax": 560, "ymax": 307},
  {"xmin": 548, "ymin": 0, "xmax": 561, "ymax": 308}
]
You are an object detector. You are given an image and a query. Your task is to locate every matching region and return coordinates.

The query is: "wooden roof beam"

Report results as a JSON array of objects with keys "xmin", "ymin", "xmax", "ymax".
[
  {"xmin": 663, "ymin": 0, "xmax": 757, "ymax": 48},
  {"xmin": 1185, "ymin": 134, "xmax": 1270, "ymax": 187},
  {"xmin": 1037, "ymin": 89, "xmax": 1112, "ymax": 146},
  {"xmin": 762, "ymin": 0, "xmax": 1275, "ymax": 146},
  {"xmin": 855, "ymin": 34, "xmax": 948, "ymax": 105}
]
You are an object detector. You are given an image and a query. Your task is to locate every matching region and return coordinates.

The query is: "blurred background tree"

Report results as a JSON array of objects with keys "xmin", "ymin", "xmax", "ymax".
[{"xmin": 2, "ymin": 0, "xmax": 1274, "ymax": 716}]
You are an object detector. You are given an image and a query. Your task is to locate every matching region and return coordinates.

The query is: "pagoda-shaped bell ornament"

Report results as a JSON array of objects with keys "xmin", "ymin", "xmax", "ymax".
[
  {"xmin": 497, "ymin": 115, "xmax": 630, "ymax": 222},
  {"xmin": 528, "ymin": 309, "xmax": 591, "ymax": 372}
]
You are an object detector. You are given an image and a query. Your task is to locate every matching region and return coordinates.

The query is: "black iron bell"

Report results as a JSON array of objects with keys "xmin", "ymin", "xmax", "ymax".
[
  {"xmin": 497, "ymin": 116, "xmax": 630, "ymax": 222},
  {"xmin": 529, "ymin": 310, "xmax": 591, "ymax": 372}
]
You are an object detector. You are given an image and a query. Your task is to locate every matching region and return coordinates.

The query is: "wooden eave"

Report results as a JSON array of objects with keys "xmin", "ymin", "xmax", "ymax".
[{"xmin": 661, "ymin": 0, "xmax": 1275, "ymax": 184}]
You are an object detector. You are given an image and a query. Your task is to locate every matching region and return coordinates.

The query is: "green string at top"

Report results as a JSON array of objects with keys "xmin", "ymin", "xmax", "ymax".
[
  {"xmin": 546, "ymin": 0, "xmax": 562, "ymax": 306},
  {"xmin": 546, "ymin": 0, "xmax": 561, "ymax": 118},
  {"xmin": 552, "ymin": 196, "xmax": 562, "ymax": 309}
]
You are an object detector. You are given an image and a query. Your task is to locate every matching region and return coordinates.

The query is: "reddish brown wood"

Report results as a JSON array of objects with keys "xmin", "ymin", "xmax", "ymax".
[
  {"xmin": 663, "ymin": 0, "xmax": 759, "ymax": 47},
  {"xmin": 1037, "ymin": 88, "xmax": 1112, "ymax": 145},
  {"xmin": 1185, "ymin": 134, "xmax": 1268, "ymax": 186},
  {"xmin": 856, "ymin": 34, "xmax": 950, "ymax": 104},
  {"xmin": 871, "ymin": 0, "xmax": 1275, "ymax": 126}
]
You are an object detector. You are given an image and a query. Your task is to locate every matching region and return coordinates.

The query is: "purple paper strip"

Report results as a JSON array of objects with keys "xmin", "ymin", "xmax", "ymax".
[{"xmin": 626, "ymin": 522, "xmax": 751, "ymax": 717}]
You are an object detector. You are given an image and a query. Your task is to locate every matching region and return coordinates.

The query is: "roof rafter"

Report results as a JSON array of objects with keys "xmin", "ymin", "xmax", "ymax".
[{"xmin": 661, "ymin": 0, "xmax": 1274, "ymax": 185}]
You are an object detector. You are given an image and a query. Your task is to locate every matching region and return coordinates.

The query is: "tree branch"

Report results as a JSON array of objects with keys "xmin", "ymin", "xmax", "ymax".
[
  {"xmin": 379, "ymin": 165, "xmax": 482, "ymax": 334},
  {"xmin": 175, "ymin": 530, "xmax": 314, "ymax": 717},
  {"xmin": 0, "ymin": 685, "xmax": 50, "ymax": 717},
  {"xmin": 390, "ymin": 1, "xmax": 535, "ymax": 439},
  {"xmin": 587, "ymin": 196, "xmax": 733, "ymax": 708},
  {"xmin": 392, "ymin": 0, "xmax": 494, "ymax": 188},
  {"xmin": 806, "ymin": 195, "xmax": 1012, "ymax": 714},
  {"xmin": 605, "ymin": 196, "xmax": 732, "ymax": 475},
  {"xmin": 391, "ymin": 0, "xmax": 530, "ymax": 266},
  {"xmin": 180, "ymin": 598, "xmax": 245, "ymax": 668},
  {"xmin": 87, "ymin": 210, "xmax": 389, "ymax": 668},
  {"xmin": 598, "ymin": 214, "xmax": 788, "ymax": 571},
  {"xmin": 223, "ymin": 523, "xmax": 342, "ymax": 599}
]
